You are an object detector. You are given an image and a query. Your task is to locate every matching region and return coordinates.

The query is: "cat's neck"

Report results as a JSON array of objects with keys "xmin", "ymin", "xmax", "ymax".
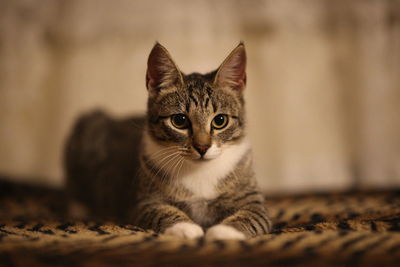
[{"xmin": 143, "ymin": 131, "xmax": 251, "ymax": 199}]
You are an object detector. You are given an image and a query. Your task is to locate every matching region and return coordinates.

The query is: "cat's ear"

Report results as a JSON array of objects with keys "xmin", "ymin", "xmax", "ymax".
[
  {"xmin": 146, "ymin": 42, "xmax": 183, "ymax": 95},
  {"xmin": 214, "ymin": 42, "xmax": 246, "ymax": 92}
]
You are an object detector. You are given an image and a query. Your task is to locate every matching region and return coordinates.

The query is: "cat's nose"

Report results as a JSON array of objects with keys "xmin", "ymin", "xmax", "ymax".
[{"xmin": 193, "ymin": 143, "xmax": 211, "ymax": 157}]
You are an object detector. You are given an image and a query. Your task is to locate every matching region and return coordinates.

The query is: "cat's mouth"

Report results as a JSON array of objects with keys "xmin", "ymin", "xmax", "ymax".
[
  {"xmin": 193, "ymin": 151, "xmax": 221, "ymax": 162},
  {"xmin": 184, "ymin": 153, "xmax": 212, "ymax": 162},
  {"xmin": 195, "ymin": 156, "xmax": 213, "ymax": 162},
  {"xmin": 182, "ymin": 152, "xmax": 215, "ymax": 162},
  {"xmin": 179, "ymin": 145, "xmax": 221, "ymax": 162}
]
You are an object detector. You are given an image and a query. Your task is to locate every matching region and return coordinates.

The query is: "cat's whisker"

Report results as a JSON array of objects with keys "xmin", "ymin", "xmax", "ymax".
[
  {"xmin": 165, "ymin": 155, "xmax": 178, "ymax": 177},
  {"xmin": 146, "ymin": 151, "xmax": 177, "ymax": 165},
  {"xmin": 143, "ymin": 151, "xmax": 177, "ymax": 181},
  {"xmin": 146, "ymin": 145, "xmax": 181, "ymax": 158},
  {"xmin": 158, "ymin": 154, "xmax": 182, "ymax": 186},
  {"xmin": 170, "ymin": 155, "xmax": 184, "ymax": 180},
  {"xmin": 144, "ymin": 146, "xmax": 187, "ymax": 180},
  {"xmin": 144, "ymin": 146, "xmax": 181, "ymax": 164},
  {"xmin": 144, "ymin": 152, "xmax": 180, "ymax": 191},
  {"xmin": 152, "ymin": 151, "xmax": 182, "ymax": 180},
  {"xmin": 176, "ymin": 156, "xmax": 185, "ymax": 180},
  {"xmin": 146, "ymin": 156, "xmax": 173, "ymax": 178},
  {"xmin": 162, "ymin": 154, "xmax": 181, "ymax": 184}
]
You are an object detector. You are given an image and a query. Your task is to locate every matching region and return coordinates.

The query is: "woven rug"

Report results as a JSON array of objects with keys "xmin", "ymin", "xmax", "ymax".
[{"xmin": 0, "ymin": 180, "xmax": 399, "ymax": 266}]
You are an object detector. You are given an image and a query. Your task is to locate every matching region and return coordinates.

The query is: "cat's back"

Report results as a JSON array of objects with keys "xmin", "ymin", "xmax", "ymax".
[{"xmin": 64, "ymin": 109, "xmax": 145, "ymax": 221}]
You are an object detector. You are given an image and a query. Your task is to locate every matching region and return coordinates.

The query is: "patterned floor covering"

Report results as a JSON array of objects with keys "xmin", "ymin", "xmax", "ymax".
[{"xmin": 0, "ymin": 180, "xmax": 399, "ymax": 266}]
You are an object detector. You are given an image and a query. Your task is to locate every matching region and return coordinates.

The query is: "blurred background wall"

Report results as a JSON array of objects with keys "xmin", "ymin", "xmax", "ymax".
[{"xmin": 0, "ymin": 0, "xmax": 399, "ymax": 193}]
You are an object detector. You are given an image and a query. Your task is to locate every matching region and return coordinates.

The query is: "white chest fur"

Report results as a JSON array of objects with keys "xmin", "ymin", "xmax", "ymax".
[
  {"xmin": 178, "ymin": 141, "xmax": 250, "ymax": 199},
  {"xmin": 143, "ymin": 132, "xmax": 250, "ymax": 200}
]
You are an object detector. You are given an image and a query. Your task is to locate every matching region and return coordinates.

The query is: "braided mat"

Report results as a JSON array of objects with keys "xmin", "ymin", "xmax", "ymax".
[{"xmin": 0, "ymin": 180, "xmax": 399, "ymax": 266}]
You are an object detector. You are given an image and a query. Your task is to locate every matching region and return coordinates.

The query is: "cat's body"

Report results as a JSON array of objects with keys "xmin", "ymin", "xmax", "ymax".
[
  {"xmin": 65, "ymin": 111, "xmax": 144, "ymax": 220},
  {"xmin": 65, "ymin": 43, "xmax": 272, "ymax": 239}
]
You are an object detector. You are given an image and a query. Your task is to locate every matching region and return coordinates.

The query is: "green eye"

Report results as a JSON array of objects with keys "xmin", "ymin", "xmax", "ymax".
[
  {"xmin": 212, "ymin": 114, "xmax": 229, "ymax": 129},
  {"xmin": 171, "ymin": 114, "xmax": 189, "ymax": 129}
]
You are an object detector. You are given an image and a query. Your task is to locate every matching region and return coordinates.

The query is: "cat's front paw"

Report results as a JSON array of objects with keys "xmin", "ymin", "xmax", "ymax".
[
  {"xmin": 206, "ymin": 224, "xmax": 246, "ymax": 240},
  {"xmin": 164, "ymin": 222, "xmax": 204, "ymax": 239}
]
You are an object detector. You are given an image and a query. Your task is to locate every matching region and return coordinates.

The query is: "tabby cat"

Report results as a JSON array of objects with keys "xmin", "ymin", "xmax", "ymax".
[{"xmin": 65, "ymin": 43, "xmax": 272, "ymax": 240}]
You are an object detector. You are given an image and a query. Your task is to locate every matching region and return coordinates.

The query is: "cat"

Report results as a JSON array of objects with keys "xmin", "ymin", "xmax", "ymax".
[{"xmin": 65, "ymin": 42, "xmax": 272, "ymax": 240}]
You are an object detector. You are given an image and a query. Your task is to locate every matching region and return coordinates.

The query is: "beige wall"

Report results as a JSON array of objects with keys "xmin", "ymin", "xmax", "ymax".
[{"xmin": 0, "ymin": 0, "xmax": 399, "ymax": 193}]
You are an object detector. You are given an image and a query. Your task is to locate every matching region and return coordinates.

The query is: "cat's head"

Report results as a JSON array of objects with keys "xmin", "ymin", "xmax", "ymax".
[{"xmin": 145, "ymin": 42, "xmax": 247, "ymax": 163}]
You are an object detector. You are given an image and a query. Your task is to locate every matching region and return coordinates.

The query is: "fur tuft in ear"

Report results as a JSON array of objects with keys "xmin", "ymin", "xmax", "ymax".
[
  {"xmin": 214, "ymin": 43, "xmax": 247, "ymax": 92},
  {"xmin": 146, "ymin": 42, "xmax": 183, "ymax": 95}
]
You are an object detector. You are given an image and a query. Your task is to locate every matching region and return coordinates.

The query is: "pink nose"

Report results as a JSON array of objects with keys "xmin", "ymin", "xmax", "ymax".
[{"xmin": 194, "ymin": 144, "xmax": 210, "ymax": 156}]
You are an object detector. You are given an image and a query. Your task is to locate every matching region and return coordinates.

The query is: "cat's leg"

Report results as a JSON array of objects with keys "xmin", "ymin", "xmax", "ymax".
[
  {"xmin": 206, "ymin": 191, "xmax": 272, "ymax": 240},
  {"xmin": 135, "ymin": 201, "xmax": 204, "ymax": 239}
]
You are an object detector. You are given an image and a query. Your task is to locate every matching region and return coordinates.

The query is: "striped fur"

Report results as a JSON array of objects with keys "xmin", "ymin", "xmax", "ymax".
[{"xmin": 134, "ymin": 43, "xmax": 272, "ymax": 239}]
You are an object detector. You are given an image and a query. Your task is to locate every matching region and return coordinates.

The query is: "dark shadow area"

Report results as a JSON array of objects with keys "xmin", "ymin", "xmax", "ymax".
[{"xmin": 64, "ymin": 109, "xmax": 145, "ymax": 221}]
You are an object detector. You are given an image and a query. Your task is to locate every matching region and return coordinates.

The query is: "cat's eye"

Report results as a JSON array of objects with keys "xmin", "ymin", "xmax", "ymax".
[
  {"xmin": 171, "ymin": 114, "xmax": 189, "ymax": 129},
  {"xmin": 212, "ymin": 114, "xmax": 229, "ymax": 129}
]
